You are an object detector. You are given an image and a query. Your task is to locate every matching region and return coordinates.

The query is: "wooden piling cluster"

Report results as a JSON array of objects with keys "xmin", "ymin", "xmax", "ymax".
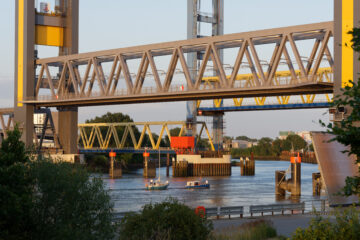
[
  {"xmin": 172, "ymin": 161, "xmax": 231, "ymax": 177},
  {"xmin": 240, "ymin": 158, "xmax": 255, "ymax": 176},
  {"xmin": 275, "ymin": 158, "xmax": 301, "ymax": 197},
  {"xmin": 172, "ymin": 161, "xmax": 188, "ymax": 177},
  {"xmin": 312, "ymin": 172, "xmax": 323, "ymax": 195}
]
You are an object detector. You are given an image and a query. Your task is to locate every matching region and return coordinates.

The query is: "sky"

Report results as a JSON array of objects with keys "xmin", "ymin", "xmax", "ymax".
[{"xmin": 0, "ymin": 0, "xmax": 334, "ymax": 139}]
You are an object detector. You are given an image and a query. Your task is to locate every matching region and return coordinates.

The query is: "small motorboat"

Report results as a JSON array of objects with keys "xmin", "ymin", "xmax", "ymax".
[
  {"xmin": 146, "ymin": 179, "xmax": 169, "ymax": 190},
  {"xmin": 185, "ymin": 180, "xmax": 210, "ymax": 189}
]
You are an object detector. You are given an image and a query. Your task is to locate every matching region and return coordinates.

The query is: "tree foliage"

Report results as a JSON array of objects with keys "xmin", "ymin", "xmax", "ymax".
[
  {"xmin": 30, "ymin": 160, "xmax": 115, "ymax": 240},
  {"xmin": 291, "ymin": 207, "xmax": 360, "ymax": 240},
  {"xmin": 119, "ymin": 198, "xmax": 213, "ymax": 240},
  {"xmin": 0, "ymin": 127, "xmax": 116, "ymax": 240},
  {"xmin": 0, "ymin": 125, "xmax": 34, "ymax": 240}
]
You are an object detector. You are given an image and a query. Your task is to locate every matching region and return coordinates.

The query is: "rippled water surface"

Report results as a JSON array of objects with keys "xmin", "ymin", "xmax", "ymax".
[{"xmin": 101, "ymin": 160, "xmax": 326, "ymax": 212}]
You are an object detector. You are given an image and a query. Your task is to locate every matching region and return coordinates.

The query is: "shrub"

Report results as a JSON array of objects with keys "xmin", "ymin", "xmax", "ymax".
[
  {"xmin": 119, "ymin": 198, "xmax": 213, "ymax": 240},
  {"xmin": 291, "ymin": 207, "xmax": 360, "ymax": 240},
  {"xmin": 30, "ymin": 160, "xmax": 116, "ymax": 240},
  {"xmin": 0, "ymin": 127, "xmax": 116, "ymax": 240},
  {"xmin": 214, "ymin": 220, "xmax": 278, "ymax": 240}
]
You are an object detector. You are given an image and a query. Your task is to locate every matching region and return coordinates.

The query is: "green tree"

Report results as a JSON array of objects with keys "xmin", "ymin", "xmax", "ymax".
[
  {"xmin": 85, "ymin": 112, "xmax": 143, "ymax": 165},
  {"xmin": 272, "ymin": 138, "xmax": 285, "ymax": 156},
  {"xmin": 283, "ymin": 134, "xmax": 307, "ymax": 151},
  {"xmin": 0, "ymin": 126, "xmax": 34, "ymax": 240},
  {"xmin": 30, "ymin": 160, "xmax": 116, "ymax": 240},
  {"xmin": 235, "ymin": 135, "xmax": 257, "ymax": 142},
  {"xmin": 119, "ymin": 198, "xmax": 213, "ymax": 240},
  {"xmin": 255, "ymin": 137, "xmax": 273, "ymax": 156},
  {"xmin": 0, "ymin": 127, "xmax": 116, "ymax": 240}
]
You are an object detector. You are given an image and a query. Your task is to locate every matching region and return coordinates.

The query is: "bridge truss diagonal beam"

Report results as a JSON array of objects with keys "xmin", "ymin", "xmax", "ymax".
[
  {"xmin": 78, "ymin": 121, "xmax": 215, "ymax": 151},
  {"xmin": 26, "ymin": 22, "xmax": 334, "ymax": 107}
]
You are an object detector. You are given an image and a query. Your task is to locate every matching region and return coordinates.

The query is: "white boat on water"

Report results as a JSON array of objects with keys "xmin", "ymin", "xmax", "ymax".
[
  {"xmin": 146, "ymin": 179, "xmax": 169, "ymax": 190},
  {"xmin": 145, "ymin": 148, "xmax": 169, "ymax": 190}
]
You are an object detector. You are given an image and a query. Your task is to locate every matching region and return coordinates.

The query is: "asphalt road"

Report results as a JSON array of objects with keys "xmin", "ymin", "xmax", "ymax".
[{"xmin": 213, "ymin": 214, "xmax": 330, "ymax": 238}]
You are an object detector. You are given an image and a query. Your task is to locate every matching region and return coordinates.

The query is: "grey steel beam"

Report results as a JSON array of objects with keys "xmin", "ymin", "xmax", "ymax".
[
  {"xmin": 57, "ymin": 0, "xmax": 79, "ymax": 154},
  {"xmin": 24, "ymin": 82, "xmax": 333, "ymax": 107},
  {"xmin": 36, "ymin": 22, "xmax": 333, "ymax": 65}
]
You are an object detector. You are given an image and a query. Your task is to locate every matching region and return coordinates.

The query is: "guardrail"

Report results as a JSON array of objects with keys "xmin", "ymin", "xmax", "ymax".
[
  {"xmin": 112, "ymin": 201, "xmax": 328, "ymax": 221},
  {"xmin": 249, "ymin": 202, "xmax": 305, "ymax": 217},
  {"xmin": 206, "ymin": 206, "xmax": 244, "ymax": 219}
]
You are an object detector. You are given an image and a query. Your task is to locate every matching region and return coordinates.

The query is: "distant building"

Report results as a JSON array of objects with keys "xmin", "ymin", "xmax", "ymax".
[
  {"xmin": 224, "ymin": 140, "xmax": 257, "ymax": 149},
  {"xmin": 296, "ymin": 131, "xmax": 312, "ymax": 143}
]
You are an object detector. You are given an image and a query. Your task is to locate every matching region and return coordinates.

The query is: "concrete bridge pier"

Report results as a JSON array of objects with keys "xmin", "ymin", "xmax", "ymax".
[
  {"xmin": 143, "ymin": 152, "xmax": 156, "ymax": 178},
  {"xmin": 109, "ymin": 152, "xmax": 121, "ymax": 179}
]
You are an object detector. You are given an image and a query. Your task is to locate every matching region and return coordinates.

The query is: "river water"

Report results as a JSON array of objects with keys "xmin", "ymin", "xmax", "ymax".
[{"xmin": 102, "ymin": 160, "xmax": 326, "ymax": 213}]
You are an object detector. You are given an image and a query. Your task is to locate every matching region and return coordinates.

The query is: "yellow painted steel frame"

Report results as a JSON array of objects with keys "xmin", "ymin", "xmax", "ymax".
[
  {"xmin": 35, "ymin": 25, "xmax": 64, "ymax": 47},
  {"xmin": 342, "ymin": 1, "xmax": 354, "ymax": 88},
  {"xmin": 78, "ymin": 121, "xmax": 215, "ymax": 151},
  {"xmin": 17, "ymin": 0, "xmax": 24, "ymax": 107},
  {"xmin": 199, "ymin": 67, "xmax": 333, "ymax": 108}
]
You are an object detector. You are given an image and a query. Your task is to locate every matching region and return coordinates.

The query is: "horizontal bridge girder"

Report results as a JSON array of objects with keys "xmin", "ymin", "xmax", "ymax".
[
  {"xmin": 29, "ymin": 21, "xmax": 334, "ymax": 108},
  {"xmin": 25, "ymin": 82, "xmax": 333, "ymax": 107},
  {"xmin": 36, "ymin": 21, "xmax": 332, "ymax": 64},
  {"xmin": 78, "ymin": 121, "xmax": 215, "ymax": 151}
]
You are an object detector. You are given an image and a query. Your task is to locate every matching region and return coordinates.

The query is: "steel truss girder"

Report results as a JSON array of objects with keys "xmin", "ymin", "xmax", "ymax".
[
  {"xmin": 0, "ymin": 108, "xmax": 62, "ymax": 151},
  {"xmin": 199, "ymin": 67, "xmax": 333, "ymax": 108},
  {"xmin": 0, "ymin": 109, "xmax": 15, "ymax": 140},
  {"xmin": 78, "ymin": 121, "xmax": 215, "ymax": 151},
  {"xmin": 26, "ymin": 22, "xmax": 333, "ymax": 107}
]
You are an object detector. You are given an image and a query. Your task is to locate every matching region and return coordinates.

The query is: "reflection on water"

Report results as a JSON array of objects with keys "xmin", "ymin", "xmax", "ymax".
[{"xmin": 101, "ymin": 161, "xmax": 326, "ymax": 212}]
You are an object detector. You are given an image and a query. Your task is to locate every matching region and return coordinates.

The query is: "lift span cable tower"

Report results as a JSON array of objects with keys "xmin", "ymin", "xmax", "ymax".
[
  {"xmin": 15, "ymin": 0, "xmax": 78, "ymax": 154},
  {"xmin": 187, "ymin": 0, "xmax": 224, "ymax": 150}
]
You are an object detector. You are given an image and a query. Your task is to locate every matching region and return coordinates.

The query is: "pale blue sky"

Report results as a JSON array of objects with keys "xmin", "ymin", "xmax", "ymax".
[{"xmin": 0, "ymin": 0, "xmax": 333, "ymax": 139}]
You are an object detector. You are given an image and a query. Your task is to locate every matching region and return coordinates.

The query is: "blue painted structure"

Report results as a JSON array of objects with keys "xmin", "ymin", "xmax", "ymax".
[
  {"xmin": 198, "ymin": 102, "xmax": 330, "ymax": 113},
  {"xmin": 79, "ymin": 148, "xmax": 176, "ymax": 154}
]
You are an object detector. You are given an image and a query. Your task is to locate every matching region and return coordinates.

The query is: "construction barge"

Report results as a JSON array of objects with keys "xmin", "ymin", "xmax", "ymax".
[{"xmin": 171, "ymin": 136, "xmax": 231, "ymax": 177}]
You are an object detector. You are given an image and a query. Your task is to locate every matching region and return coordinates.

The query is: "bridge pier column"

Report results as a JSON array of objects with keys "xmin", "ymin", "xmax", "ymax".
[
  {"xmin": 334, "ymin": 0, "xmax": 360, "ymax": 120},
  {"xmin": 58, "ymin": 107, "xmax": 78, "ymax": 154},
  {"xmin": 143, "ymin": 153, "xmax": 156, "ymax": 178},
  {"xmin": 14, "ymin": 0, "xmax": 35, "ymax": 147},
  {"xmin": 109, "ymin": 152, "xmax": 121, "ymax": 179},
  {"xmin": 166, "ymin": 153, "xmax": 170, "ymax": 177}
]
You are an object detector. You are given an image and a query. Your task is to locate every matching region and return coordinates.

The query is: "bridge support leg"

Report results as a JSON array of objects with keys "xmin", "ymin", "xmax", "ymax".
[
  {"xmin": 143, "ymin": 155, "xmax": 156, "ymax": 178},
  {"xmin": 334, "ymin": 0, "xmax": 360, "ymax": 120},
  {"xmin": 58, "ymin": 107, "xmax": 78, "ymax": 154},
  {"xmin": 291, "ymin": 162, "xmax": 301, "ymax": 196},
  {"xmin": 14, "ymin": 0, "xmax": 35, "ymax": 147},
  {"xmin": 166, "ymin": 153, "xmax": 170, "ymax": 177},
  {"xmin": 109, "ymin": 155, "xmax": 122, "ymax": 179}
]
